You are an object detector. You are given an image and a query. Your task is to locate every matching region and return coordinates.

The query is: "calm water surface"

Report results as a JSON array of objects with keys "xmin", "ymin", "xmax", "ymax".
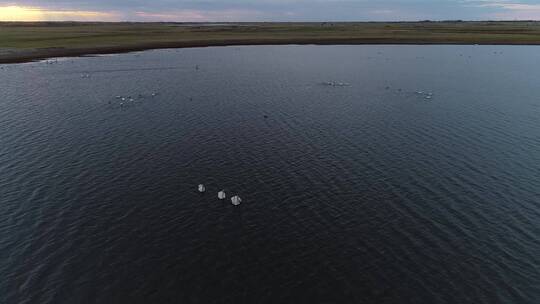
[{"xmin": 1, "ymin": 46, "xmax": 539, "ymax": 303}]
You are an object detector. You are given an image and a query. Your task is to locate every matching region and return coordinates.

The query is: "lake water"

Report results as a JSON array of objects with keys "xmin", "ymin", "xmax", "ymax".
[{"xmin": 1, "ymin": 45, "xmax": 539, "ymax": 303}]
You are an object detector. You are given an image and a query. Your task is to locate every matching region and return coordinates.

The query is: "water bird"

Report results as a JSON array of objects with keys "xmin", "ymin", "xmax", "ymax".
[
  {"xmin": 218, "ymin": 190, "xmax": 226, "ymax": 200},
  {"xmin": 198, "ymin": 184, "xmax": 206, "ymax": 193},
  {"xmin": 231, "ymin": 195, "xmax": 242, "ymax": 206},
  {"xmin": 263, "ymin": 115, "xmax": 268, "ymax": 119},
  {"xmin": 322, "ymin": 81, "xmax": 350, "ymax": 87}
]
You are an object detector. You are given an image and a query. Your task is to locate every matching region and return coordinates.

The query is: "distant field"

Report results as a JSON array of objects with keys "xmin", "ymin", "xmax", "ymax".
[{"xmin": 1, "ymin": 21, "xmax": 540, "ymax": 63}]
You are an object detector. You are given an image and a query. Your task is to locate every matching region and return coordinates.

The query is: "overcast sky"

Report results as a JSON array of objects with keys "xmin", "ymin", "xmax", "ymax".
[{"xmin": 1, "ymin": 0, "xmax": 540, "ymax": 21}]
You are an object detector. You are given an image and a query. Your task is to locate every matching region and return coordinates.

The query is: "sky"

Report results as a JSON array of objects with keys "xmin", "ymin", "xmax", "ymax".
[{"xmin": 1, "ymin": 0, "xmax": 540, "ymax": 22}]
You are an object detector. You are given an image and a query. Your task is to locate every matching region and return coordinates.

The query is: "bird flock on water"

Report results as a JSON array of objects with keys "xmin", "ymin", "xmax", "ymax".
[{"xmin": 198, "ymin": 184, "xmax": 242, "ymax": 206}]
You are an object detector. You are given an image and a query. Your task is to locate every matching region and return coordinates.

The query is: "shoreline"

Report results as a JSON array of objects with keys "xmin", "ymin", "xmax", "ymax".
[
  {"xmin": 3, "ymin": 39, "xmax": 540, "ymax": 64},
  {"xmin": 2, "ymin": 21, "xmax": 540, "ymax": 64}
]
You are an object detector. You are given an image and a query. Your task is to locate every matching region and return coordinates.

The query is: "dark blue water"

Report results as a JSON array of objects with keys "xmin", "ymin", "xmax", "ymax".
[{"xmin": 1, "ymin": 45, "xmax": 539, "ymax": 303}]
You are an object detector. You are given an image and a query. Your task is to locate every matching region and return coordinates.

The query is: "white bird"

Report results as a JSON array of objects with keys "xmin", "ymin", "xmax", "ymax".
[
  {"xmin": 198, "ymin": 184, "xmax": 206, "ymax": 193},
  {"xmin": 231, "ymin": 195, "xmax": 242, "ymax": 206},
  {"xmin": 218, "ymin": 190, "xmax": 226, "ymax": 200}
]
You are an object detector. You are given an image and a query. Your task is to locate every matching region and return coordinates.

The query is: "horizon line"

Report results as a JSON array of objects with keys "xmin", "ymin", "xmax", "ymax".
[{"xmin": 1, "ymin": 19, "xmax": 540, "ymax": 23}]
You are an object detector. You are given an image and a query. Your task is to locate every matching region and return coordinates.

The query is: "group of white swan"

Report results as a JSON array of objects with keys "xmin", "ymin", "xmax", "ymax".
[
  {"xmin": 415, "ymin": 91, "xmax": 434, "ymax": 100},
  {"xmin": 110, "ymin": 92, "xmax": 159, "ymax": 107},
  {"xmin": 198, "ymin": 184, "xmax": 242, "ymax": 206},
  {"xmin": 322, "ymin": 81, "xmax": 350, "ymax": 87}
]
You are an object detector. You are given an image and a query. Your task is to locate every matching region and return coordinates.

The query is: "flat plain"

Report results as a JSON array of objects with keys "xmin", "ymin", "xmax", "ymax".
[{"xmin": 1, "ymin": 21, "xmax": 540, "ymax": 63}]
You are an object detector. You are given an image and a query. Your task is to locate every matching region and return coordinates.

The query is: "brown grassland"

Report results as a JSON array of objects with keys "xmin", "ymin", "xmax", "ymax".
[{"xmin": 1, "ymin": 21, "xmax": 540, "ymax": 63}]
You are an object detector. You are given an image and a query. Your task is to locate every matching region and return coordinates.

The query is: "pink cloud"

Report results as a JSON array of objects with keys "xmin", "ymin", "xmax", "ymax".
[
  {"xmin": 133, "ymin": 9, "xmax": 265, "ymax": 22},
  {"xmin": 467, "ymin": 1, "xmax": 540, "ymax": 20}
]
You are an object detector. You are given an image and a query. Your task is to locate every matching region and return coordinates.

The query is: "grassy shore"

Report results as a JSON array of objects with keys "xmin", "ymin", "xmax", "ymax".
[{"xmin": 1, "ymin": 21, "xmax": 540, "ymax": 63}]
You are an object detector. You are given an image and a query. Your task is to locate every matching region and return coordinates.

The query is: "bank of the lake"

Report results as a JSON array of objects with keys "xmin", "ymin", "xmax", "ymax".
[{"xmin": 2, "ymin": 21, "xmax": 540, "ymax": 63}]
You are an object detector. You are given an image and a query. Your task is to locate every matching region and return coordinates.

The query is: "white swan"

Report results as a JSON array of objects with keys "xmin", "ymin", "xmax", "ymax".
[
  {"xmin": 231, "ymin": 195, "xmax": 242, "ymax": 206},
  {"xmin": 198, "ymin": 184, "xmax": 206, "ymax": 193},
  {"xmin": 218, "ymin": 190, "xmax": 226, "ymax": 200}
]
